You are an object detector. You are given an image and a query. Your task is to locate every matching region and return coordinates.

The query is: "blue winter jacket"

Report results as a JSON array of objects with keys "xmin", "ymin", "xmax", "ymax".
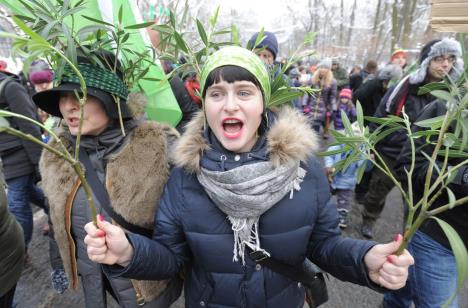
[
  {"xmin": 323, "ymin": 144, "xmax": 369, "ymax": 190},
  {"xmin": 105, "ymin": 108, "xmax": 380, "ymax": 308}
]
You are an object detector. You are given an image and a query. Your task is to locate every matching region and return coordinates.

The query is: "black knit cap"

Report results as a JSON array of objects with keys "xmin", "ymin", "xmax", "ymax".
[
  {"xmin": 33, "ymin": 50, "xmax": 132, "ymax": 120},
  {"xmin": 419, "ymin": 39, "xmax": 441, "ymax": 64}
]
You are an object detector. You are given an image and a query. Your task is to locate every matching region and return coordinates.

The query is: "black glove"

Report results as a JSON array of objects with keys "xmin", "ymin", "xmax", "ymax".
[{"xmin": 51, "ymin": 268, "xmax": 69, "ymax": 294}]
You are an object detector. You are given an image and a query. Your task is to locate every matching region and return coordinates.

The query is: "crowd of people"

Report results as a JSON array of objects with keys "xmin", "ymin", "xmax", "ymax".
[{"xmin": 0, "ymin": 20, "xmax": 466, "ymax": 308}]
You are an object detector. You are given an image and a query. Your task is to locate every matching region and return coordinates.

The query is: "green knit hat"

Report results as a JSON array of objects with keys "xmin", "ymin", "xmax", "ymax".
[{"xmin": 199, "ymin": 46, "xmax": 271, "ymax": 105}]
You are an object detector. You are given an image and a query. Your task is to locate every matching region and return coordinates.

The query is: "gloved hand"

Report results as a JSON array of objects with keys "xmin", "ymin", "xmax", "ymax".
[{"xmin": 51, "ymin": 268, "xmax": 69, "ymax": 294}]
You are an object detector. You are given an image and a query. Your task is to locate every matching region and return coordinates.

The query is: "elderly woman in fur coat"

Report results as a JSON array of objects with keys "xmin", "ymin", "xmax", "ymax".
[
  {"xmin": 84, "ymin": 46, "xmax": 414, "ymax": 308},
  {"xmin": 32, "ymin": 51, "xmax": 181, "ymax": 308}
]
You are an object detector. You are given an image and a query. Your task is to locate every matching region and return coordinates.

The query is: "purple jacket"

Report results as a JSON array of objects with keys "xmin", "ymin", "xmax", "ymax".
[
  {"xmin": 301, "ymin": 79, "xmax": 337, "ymax": 122},
  {"xmin": 334, "ymin": 103, "xmax": 357, "ymax": 131}
]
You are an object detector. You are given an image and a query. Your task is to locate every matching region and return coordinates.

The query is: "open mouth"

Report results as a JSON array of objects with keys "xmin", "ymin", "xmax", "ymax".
[
  {"xmin": 222, "ymin": 118, "xmax": 243, "ymax": 139},
  {"xmin": 67, "ymin": 117, "xmax": 79, "ymax": 127}
]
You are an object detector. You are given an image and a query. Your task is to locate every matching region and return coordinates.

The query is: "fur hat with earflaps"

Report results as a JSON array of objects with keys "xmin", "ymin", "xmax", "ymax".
[{"xmin": 409, "ymin": 38, "xmax": 464, "ymax": 84}]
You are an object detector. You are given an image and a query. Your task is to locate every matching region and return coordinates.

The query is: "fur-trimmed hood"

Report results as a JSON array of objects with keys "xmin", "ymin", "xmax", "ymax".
[
  {"xmin": 409, "ymin": 38, "xmax": 464, "ymax": 84},
  {"xmin": 174, "ymin": 107, "xmax": 319, "ymax": 173}
]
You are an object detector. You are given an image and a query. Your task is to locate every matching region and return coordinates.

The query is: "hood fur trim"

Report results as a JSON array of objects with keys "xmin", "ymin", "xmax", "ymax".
[
  {"xmin": 174, "ymin": 107, "xmax": 319, "ymax": 173},
  {"xmin": 127, "ymin": 92, "xmax": 148, "ymax": 120},
  {"xmin": 409, "ymin": 38, "xmax": 464, "ymax": 84}
]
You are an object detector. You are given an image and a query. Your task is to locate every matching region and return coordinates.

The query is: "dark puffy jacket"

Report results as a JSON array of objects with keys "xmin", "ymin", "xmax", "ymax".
[
  {"xmin": 106, "ymin": 108, "xmax": 380, "ymax": 308},
  {"xmin": 373, "ymin": 78, "xmax": 435, "ymax": 160},
  {"xmin": 397, "ymin": 100, "xmax": 468, "ymax": 249},
  {"xmin": 353, "ymin": 78, "xmax": 386, "ymax": 119},
  {"xmin": 0, "ymin": 72, "xmax": 43, "ymax": 180},
  {"xmin": 349, "ymin": 70, "xmax": 373, "ymax": 92}
]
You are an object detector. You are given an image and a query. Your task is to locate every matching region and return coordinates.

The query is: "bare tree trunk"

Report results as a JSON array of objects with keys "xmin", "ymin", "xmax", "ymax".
[
  {"xmin": 401, "ymin": 0, "xmax": 418, "ymax": 48},
  {"xmin": 377, "ymin": 28, "xmax": 392, "ymax": 61},
  {"xmin": 340, "ymin": 0, "xmax": 344, "ymax": 46},
  {"xmin": 313, "ymin": 0, "xmax": 319, "ymax": 48},
  {"xmin": 346, "ymin": 0, "xmax": 357, "ymax": 46},
  {"xmin": 391, "ymin": 0, "xmax": 400, "ymax": 52},
  {"xmin": 373, "ymin": 0, "xmax": 382, "ymax": 34},
  {"xmin": 373, "ymin": 2, "xmax": 389, "ymax": 57}
]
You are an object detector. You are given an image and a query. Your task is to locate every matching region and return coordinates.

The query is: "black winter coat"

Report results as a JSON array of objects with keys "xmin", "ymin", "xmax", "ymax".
[
  {"xmin": 105, "ymin": 108, "xmax": 381, "ymax": 308},
  {"xmin": 353, "ymin": 78, "xmax": 386, "ymax": 120},
  {"xmin": 373, "ymin": 78, "xmax": 435, "ymax": 160},
  {"xmin": 0, "ymin": 72, "xmax": 43, "ymax": 180}
]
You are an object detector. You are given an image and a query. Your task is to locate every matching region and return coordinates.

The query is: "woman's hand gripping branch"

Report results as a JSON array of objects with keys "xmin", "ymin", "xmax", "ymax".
[
  {"xmin": 364, "ymin": 234, "xmax": 415, "ymax": 290},
  {"xmin": 84, "ymin": 215, "xmax": 134, "ymax": 266}
]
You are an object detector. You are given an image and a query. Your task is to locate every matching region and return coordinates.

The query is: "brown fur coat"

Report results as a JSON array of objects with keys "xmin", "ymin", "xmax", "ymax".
[{"xmin": 40, "ymin": 121, "xmax": 179, "ymax": 302}]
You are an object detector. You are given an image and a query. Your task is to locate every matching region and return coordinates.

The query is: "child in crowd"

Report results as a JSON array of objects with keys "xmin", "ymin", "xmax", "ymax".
[
  {"xmin": 324, "ymin": 122, "xmax": 370, "ymax": 228},
  {"xmin": 334, "ymin": 88, "xmax": 356, "ymax": 131}
]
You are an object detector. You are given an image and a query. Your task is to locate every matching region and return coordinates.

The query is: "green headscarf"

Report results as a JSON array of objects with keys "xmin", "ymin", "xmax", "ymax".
[{"xmin": 199, "ymin": 46, "xmax": 271, "ymax": 106}]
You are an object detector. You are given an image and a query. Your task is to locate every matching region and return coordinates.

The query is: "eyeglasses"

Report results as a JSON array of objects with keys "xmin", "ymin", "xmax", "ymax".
[{"xmin": 433, "ymin": 55, "xmax": 456, "ymax": 64}]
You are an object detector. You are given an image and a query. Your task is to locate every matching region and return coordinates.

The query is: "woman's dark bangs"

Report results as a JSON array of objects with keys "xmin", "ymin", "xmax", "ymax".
[{"xmin": 203, "ymin": 65, "xmax": 261, "ymax": 97}]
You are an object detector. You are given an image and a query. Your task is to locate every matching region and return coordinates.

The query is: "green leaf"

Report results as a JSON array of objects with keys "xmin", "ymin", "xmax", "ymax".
[
  {"xmin": 231, "ymin": 25, "xmax": 240, "ymax": 45},
  {"xmin": 441, "ymin": 150, "xmax": 468, "ymax": 159},
  {"xmin": 418, "ymin": 82, "xmax": 448, "ymax": 95},
  {"xmin": 252, "ymin": 27, "xmax": 265, "ymax": 50},
  {"xmin": 268, "ymin": 90, "xmax": 303, "ymax": 107},
  {"xmin": 117, "ymin": 5, "xmax": 123, "ymax": 23},
  {"xmin": 459, "ymin": 112, "xmax": 468, "ymax": 151},
  {"xmin": 415, "ymin": 115, "xmax": 446, "ymax": 128},
  {"xmin": 303, "ymin": 32, "xmax": 316, "ymax": 45},
  {"xmin": 125, "ymin": 22, "xmax": 156, "ymax": 30},
  {"xmin": 213, "ymin": 30, "xmax": 232, "ymax": 36},
  {"xmin": 446, "ymin": 187, "xmax": 456, "ymax": 209},
  {"xmin": 153, "ymin": 25, "xmax": 174, "ymax": 35},
  {"xmin": 318, "ymin": 145, "xmax": 352, "ymax": 157},
  {"xmin": 370, "ymin": 126, "xmax": 401, "ymax": 145},
  {"xmin": 173, "ymin": 31, "xmax": 188, "ymax": 53},
  {"xmin": 421, "ymin": 151, "xmax": 441, "ymax": 176},
  {"xmin": 355, "ymin": 100, "xmax": 364, "ymax": 130},
  {"xmin": 411, "ymin": 130, "xmax": 440, "ymax": 138},
  {"xmin": 443, "ymin": 133, "xmax": 457, "ymax": 148},
  {"xmin": 169, "ymin": 11, "xmax": 176, "ymax": 28},
  {"xmin": 341, "ymin": 109, "xmax": 353, "ymax": 136},
  {"xmin": 431, "ymin": 217, "xmax": 468, "ymax": 307},
  {"xmin": 431, "ymin": 90, "xmax": 452, "ymax": 102},
  {"xmin": 81, "ymin": 15, "xmax": 114, "ymax": 27},
  {"xmin": 196, "ymin": 19, "xmax": 208, "ymax": 47},
  {"xmin": 356, "ymin": 157, "xmax": 368, "ymax": 184},
  {"xmin": 0, "ymin": 117, "xmax": 10, "ymax": 132},
  {"xmin": 209, "ymin": 6, "xmax": 220, "ymax": 29},
  {"xmin": 61, "ymin": 6, "xmax": 85, "ymax": 18},
  {"xmin": 120, "ymin": 33, "xmax": 130, "ymax": 44},
  {"xmin": 12, "ymin": 16, "xmax": 49, "ymax": 45},
  {"xmin": 334, "ymin": 136, "xmax": 365, "ymax": 143}
]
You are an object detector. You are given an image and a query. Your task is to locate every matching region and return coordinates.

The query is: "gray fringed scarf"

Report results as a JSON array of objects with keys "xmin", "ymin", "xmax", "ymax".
[{"xmin": 197, "ymin": 161, "xmax": 306, "ymax": 264}]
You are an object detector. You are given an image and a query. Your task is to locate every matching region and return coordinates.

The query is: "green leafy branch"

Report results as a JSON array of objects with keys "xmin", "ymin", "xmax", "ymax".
[{"xmin": 320, "ymin": 71, "xmax": 468, "ymax": 306}]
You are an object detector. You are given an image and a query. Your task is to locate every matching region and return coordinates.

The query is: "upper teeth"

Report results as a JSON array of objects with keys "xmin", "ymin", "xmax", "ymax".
[{"xmin": 224, "ymin": 120, "xmax": 239, "ymax": 124}]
